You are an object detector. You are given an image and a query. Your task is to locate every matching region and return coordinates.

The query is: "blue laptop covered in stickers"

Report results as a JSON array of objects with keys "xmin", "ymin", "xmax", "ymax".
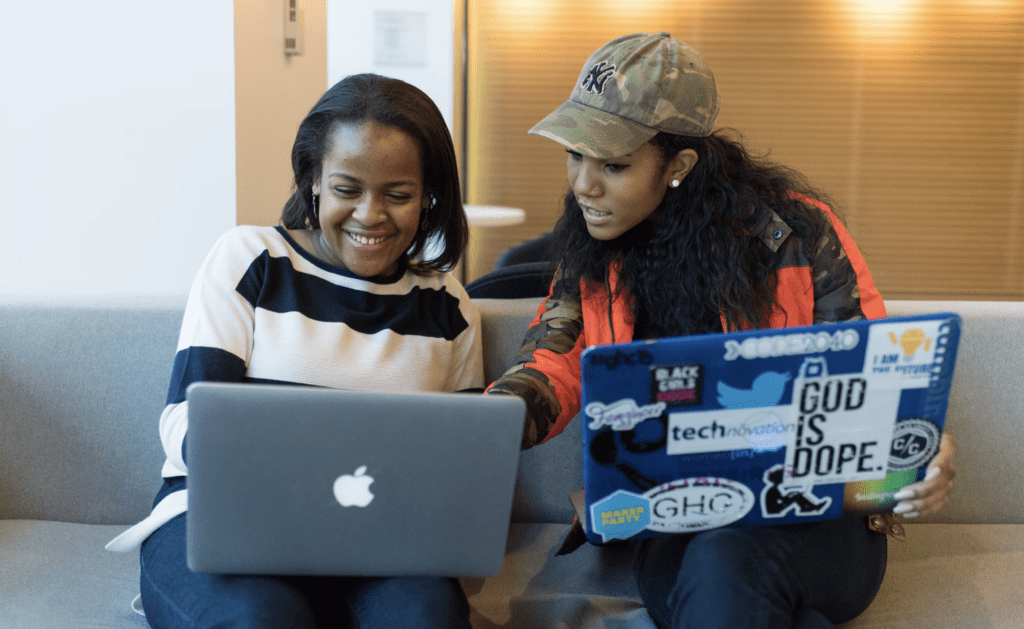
[{"xmin": 579, "ymin": 312, "xmax": 961, "ymax": 544}]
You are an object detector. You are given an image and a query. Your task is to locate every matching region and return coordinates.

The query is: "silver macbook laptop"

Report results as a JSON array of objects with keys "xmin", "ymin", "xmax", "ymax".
[{"xmin": 185, "ymin": 382, "xmax": 525, "ymax": 577}]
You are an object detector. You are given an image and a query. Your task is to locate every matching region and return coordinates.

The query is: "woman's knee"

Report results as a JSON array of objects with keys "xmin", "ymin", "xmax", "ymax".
[
  {"xmin": 140, "ymin": 517, "xmax": 319, "ymax": 629},
  {"xmin": 634, "ymin": 530, "xmax": 798, "ymax": 629},
  {"xmin": 141, "ymin": 568, "xmax": 319, "ymax": 629},
  {"xmin": 346, "ymin": 576, "xmax": 470, "ymax": 629},
  {"xmin": 675, "ymin": 528, "xmax": 769, "ymax": 583}
]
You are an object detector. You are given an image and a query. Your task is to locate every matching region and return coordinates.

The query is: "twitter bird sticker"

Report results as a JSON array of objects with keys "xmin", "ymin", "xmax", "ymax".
[{"xmin": 717, "ymin": 372, "xmax": 792, "ymax": 409}]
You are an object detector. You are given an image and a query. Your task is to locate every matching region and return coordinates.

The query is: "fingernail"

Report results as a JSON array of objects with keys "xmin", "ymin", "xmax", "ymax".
[
  {"xmin": 893, "ymin": 502, "xmax": 914, "ymax": 514},
  {"xmin": 901, "ymin": 511, "xmax": 920, "ymax": 518},
  {"xmin": 893, "ymin": 489, "xmax": 916, "ymax": 501},
  {"xmin": 925, "ymin": 467, "xmax": 940, "ymax": 481}
]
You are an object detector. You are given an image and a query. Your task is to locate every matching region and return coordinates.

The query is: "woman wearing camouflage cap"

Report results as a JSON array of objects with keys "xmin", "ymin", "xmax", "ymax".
[{"xmin": 485, "ymin": 32, "xmax": 955, "ymax": 628}]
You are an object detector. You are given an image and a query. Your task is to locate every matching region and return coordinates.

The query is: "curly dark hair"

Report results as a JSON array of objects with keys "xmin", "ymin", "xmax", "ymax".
[
  {"xmin": 550, "ymin": 129, "xmax": 836, "ymax": 337},
  {"xmin": 279, "ymin": 73, "xmax": 467, "ymax": 274}
]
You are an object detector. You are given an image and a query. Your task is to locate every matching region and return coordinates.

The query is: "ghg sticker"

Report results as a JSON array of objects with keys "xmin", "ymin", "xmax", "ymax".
[
  {"xmin": 888, "ymin": 418, "xmax": 942, "ymax": 471},
  {"xmin": 642, "ymin": 477, "xmax": 755, "ymax": 533}
]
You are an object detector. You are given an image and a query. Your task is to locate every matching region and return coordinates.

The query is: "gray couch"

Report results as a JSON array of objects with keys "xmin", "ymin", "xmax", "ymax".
[{"xmin": 2, "ymin": 297, "xmax": 1022, "ymax": 628}]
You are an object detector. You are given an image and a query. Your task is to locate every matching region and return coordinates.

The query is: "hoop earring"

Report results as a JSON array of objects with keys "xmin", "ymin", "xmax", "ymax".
[
  {"xmin": 312, "ymin": 193, "xmax": 319, "ymax": 219},
  {"xmin": 421, "ymin": 195, "xmax": 436, "ymax": 231}
]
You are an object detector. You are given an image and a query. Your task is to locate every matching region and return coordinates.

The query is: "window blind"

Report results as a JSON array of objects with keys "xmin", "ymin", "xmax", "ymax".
[{"xmin": 462, "ymin": 0, "xmax": 1024, "ymax": 299}]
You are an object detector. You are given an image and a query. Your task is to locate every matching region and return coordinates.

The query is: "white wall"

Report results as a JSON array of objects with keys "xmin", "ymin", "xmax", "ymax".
[
  {"xmin": 325, "ymin": 0, "xmax": 455, "ymax": 130},
  {"xmin": 235, "ymin": 0, "xmax": 328, "ymax": 228},
  {"xmin": 0, "ymin": 1, "xmax": 236, "ymax": 297},
  {"xmin": 0, "ymin": 0, "xmax": 456, "ymax": 298}
]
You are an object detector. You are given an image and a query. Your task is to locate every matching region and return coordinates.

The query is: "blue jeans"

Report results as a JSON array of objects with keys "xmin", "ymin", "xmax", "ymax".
[
  {"xmin": 630, "ymin": 518, "xmax": 887, "ymax": 629},
  {"xmin": 140, "ymin": 513, "xmax": 471, "ymax": 629}
]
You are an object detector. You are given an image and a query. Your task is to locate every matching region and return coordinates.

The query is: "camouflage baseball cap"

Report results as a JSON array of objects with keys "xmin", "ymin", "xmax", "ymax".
[{"xmin": 529, "ymin": 32, "xmax": 720, "ymax": 158}]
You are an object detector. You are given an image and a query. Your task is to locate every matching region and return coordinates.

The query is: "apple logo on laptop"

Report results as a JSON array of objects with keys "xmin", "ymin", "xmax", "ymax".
[{"xmin": 333, "ymin": 466, "xmax": 375, "ymax": 507}]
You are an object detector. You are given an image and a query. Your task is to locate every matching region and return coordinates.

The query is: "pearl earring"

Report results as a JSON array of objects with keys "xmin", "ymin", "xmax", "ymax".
[{"xmin": 670, "ymin": 179, "xmax": 680, "ymax": 188}]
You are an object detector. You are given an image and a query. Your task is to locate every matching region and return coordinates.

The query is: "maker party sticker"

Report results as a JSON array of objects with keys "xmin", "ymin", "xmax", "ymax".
[{"xmin": 590, "ymin": 490, "xmax": 652, "ymax": 542}]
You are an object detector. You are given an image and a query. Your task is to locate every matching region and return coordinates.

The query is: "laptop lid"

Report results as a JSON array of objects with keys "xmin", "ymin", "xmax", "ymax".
[
  {"xmin": 579, "ymin": 312, "xmax": 961, "ymax": 544},
  {"xmin": 185, "ymin": 383, "xmax": 525, "ymax": 577}
]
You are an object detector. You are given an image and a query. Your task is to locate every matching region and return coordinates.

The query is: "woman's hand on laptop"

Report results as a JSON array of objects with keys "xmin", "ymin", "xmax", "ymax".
[{"xmin": 891, "ymin": 433, "xmax": 956, "ymax": 518}]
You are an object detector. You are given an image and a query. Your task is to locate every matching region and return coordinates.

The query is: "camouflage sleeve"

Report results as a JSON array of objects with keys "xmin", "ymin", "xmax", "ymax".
[
  {"xmin": 809, "ymin": 209, "xmax": 893, "ymax": 323},
  {"xmin": 809, "ymin": 221, "xmax": 869, "ymax": 323},
  {"xmin": 786, "ymin": 195, "xmax": 886, "ymax": 323},
  {"xmin": 487, "ymin": 288, "xmax": 587, "ymax": 450}
]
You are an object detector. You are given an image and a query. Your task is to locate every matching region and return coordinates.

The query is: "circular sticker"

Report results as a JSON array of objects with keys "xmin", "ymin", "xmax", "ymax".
[
  {"xmin": 642, "ymin": 477, "xmax": 755, "ymax": 533},
  {"xmin": 888, "ymin": 418, "xmax": 941, "ymax": 472}
]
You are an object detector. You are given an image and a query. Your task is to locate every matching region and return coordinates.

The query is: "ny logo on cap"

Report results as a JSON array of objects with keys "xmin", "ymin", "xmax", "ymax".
[{"xmin": 581, "ymin": 61, "xmax": 616, "ymax": 95}]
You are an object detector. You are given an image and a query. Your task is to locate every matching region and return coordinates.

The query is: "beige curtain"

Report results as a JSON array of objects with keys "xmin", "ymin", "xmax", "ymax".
[{"xmin": 462, "ymin": 0, "xmax": 1024, "ymax": 300}]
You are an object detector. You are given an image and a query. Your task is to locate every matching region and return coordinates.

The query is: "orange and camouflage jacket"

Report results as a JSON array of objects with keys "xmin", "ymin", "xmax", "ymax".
[{"xmin": 486, "ymin": 195, "xmax": 887, "ymax": 450}]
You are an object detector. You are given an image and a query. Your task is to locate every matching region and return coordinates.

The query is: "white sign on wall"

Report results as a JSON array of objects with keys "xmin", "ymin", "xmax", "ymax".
[
  {"xmin": 375, "ymin": 11, "xmax": 429, "ymax": 68},
  {"xmin": 326, "ymin": 0, "xmax": 455, "ymax": 132}
]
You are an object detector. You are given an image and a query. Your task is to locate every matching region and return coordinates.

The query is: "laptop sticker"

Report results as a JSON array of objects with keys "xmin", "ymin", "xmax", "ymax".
[
  {"xmin": 864, "ymin": 320, "xmax": 948, "ymax": 389},
  {"xmin": 643, "ymin": 477, "xmax": 756, "ymax": 534},
  {"xmin": 716, "ymin": 371, "xmax": 791, "ymax": 409},
  {"xmin": 650, "ymin": 363, "xmax": 703, "ymax": 406},
  {"xmin": 591, "ymin": 490, "xmax": 652, "ymax": 542},
  {"xmin": 887, "ymin": 417, "xmax": 942, "ymax": 472},
  {"xmin": 759, "ymin": 463, "xmax": 833, "ymax": 518},
  {"xmin": 666, "ymin": 408, "xmax": 791, "ymax": 456},
  {"xmin": 782, "ymin": 357, "xmax": 901, "ymax": 486},
  {"xmin": 585, "ymin": 399, "xmax": 666, "ymax": 431}
]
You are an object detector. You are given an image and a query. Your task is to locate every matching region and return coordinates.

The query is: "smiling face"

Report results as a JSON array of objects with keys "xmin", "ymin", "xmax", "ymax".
[
  {"xmin": 567, "ymin": 142, "xmax": 697, "ymax": 241},
  {"xmin": 311, "ymin": 121, "xmax": 428, "ymax": 277}
]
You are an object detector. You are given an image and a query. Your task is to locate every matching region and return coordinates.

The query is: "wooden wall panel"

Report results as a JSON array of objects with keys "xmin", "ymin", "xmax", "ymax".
[{"xmin": 464, "ymin": 0, "xmax": 1024, "ymax": 300}]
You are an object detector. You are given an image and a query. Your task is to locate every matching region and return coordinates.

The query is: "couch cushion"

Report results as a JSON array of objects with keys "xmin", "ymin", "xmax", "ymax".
[
  {"xmin": 474, "ymin": 297, "xmax": 542, "ymax": 386},
  {"xmin": 0, "ymin": 520, "xmax": 146, "ymax": 628},
  {"xmin": 461, "ymin": 523, "xmax": 656, "ymax": 629},
  {"xmin": 843, "ymin": 523, "xmax": 1024, "ymax": 628},
  {"xmin": 0, "ymin": 298, "xmax": 182, "ymax": 524}
]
